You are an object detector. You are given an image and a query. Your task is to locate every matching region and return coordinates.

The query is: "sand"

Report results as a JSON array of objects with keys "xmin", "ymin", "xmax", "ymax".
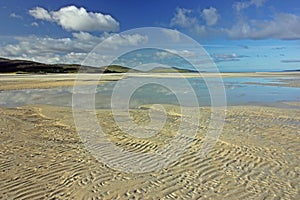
[
  {"xmin": 0, "ymin": 73, "xmax": 299, "ymax": 199},
  {"xmin": 0, "ymin": 72, "xmax": 299, "ymax": 90},
  {"xmin": 0, "ymin": 74, "xmax": 123, "ymax": 91},
  {"xmin": 0, "ymin": 104, "xmax": 299, "ymax": 199}
]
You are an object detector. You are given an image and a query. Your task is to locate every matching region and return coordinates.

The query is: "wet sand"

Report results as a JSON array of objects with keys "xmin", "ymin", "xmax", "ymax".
[
  {"xmin": 0, "ymin": 72, "xmax": 299, "ymax": 90},
  {"xmin": 0, "ymin": 74, "xmax": 123, "ymax": 91},
  {"xmin": 0, "ymin": 73, "xmax": 300, "ymax": 199},
  {"xmin": 0, "ymin": 104, "xmax": 299, "ymax": 199}
]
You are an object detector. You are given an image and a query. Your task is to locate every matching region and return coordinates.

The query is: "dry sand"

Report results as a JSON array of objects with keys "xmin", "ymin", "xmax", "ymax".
[{"xmin": 0, "ymin": 73, "xmax": 299, "ymax": 199}]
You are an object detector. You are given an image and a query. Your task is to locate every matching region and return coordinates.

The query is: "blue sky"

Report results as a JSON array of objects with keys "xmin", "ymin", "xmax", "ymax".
[{"xmin": 0, "ymin": 0, "xmax": 300, "ymax": 72}]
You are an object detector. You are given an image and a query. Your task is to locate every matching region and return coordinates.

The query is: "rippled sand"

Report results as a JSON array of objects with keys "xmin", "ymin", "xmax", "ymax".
[{"xmin": 1, "ymin": 103, "xmax": 299, "ymax": 199}]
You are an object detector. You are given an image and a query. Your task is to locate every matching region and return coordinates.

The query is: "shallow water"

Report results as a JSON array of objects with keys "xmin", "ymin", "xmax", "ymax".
[
  {"xmin": 0, "ymin": 77, "xmax": 299, "ymax": 108},
  {"xmin": 223, "ymin": 77, "xmax": 300, "ymax": 106}
]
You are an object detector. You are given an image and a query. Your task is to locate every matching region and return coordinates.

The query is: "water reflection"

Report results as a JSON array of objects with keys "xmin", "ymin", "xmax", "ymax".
[{"xmin": 0, "ymin": 77, "xmax": 299, "ymax": 108}]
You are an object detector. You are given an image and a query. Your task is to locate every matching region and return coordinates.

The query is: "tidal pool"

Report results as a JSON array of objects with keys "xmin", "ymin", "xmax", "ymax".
[{"xmin": 0, "ymin": 76, "xmax": 299, "ymax": 108}]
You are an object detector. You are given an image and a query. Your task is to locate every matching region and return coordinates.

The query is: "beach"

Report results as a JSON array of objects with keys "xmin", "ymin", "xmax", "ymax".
[
  {"xmin": 0, "ymin": 72, "xmax": 299, "ymax": 90},
  {"xmin": 0, "ymin": 73, "xmax": 299, "ymax": 199}
]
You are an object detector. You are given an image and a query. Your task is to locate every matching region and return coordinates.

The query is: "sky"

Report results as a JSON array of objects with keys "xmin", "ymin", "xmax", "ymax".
[{"xmin": 0, "ymin": 0, "xmax": 300, "ymax": 72}]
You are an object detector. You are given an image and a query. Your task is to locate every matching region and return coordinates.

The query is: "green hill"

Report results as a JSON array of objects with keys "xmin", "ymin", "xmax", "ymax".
[{"xmin": 0, "ymin": 57, "xmax": 196, "ymax": 74}]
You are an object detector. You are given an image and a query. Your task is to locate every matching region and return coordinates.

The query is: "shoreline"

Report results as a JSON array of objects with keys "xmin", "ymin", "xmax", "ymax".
[
  {"xmin": 1, "ymin": 71, "xmax": 300, "ymax": 77},
  {"xmin": 0, "ymin": 72, "xmax": 299, "ymax": 91}
]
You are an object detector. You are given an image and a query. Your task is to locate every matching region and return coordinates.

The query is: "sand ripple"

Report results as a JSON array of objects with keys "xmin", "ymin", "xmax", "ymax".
[{"xmin": 0, "ymin": 105, "xmax": 299, "ymax": 199}]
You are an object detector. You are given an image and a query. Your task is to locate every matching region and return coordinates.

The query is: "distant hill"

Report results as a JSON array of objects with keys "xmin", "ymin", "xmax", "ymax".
[
  {"xmin": 0, "ymin": 57, "xmax": 196, "ymax": 74},
  {"xmin": 282, "ymin": 69, "xmax": 300, "ymax": 72},
  {"xmin": 0, "ymin": 57, "xmax": 140, "ymax": 74},
  {"xmin": 0, "ymin": 57, "xmax": 85, "ymax": 73}
]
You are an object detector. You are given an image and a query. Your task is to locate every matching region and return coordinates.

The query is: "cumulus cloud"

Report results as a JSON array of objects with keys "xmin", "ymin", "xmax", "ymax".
[
  {"xmin": 226, "ymin": 13, "xmax": 300, "ymax": 40},
  {"xmin": 29, "ymin": 5, "xmax": 119, "ymax": 32},
  {"xmin": 168, "ymin": 5, "xmax": 300, "ymax": 40},
  {"xmin": 29, "ymin": 7, "xmax": 52, "ymax": 21},
  {"xmin": 170, "ymin": 7, "xmax": 220, "ymax": 37},
  {"xmin": 170, "ymin": 8, "xmax": 197, "ymax": 28},
  {"xmin": 202, "ymin": 7, "xmax": 219, "ymax": 26},
  {"xmin": 233, "ymin": 0, "xmax": 267, "ymax": 11},
  {"xmin": 72, "ymin": 31, "xmax": 102, "ymax": 42},
  {"xmin": 170, "ymin": 8, "xmax": 207, "ymax": 35},
  {"xmin": 0, "ymin": 33, "xmax": 147, "ymax": 65},
  {"xmin": 103, "ymin": 34, "xmax": 148, "ymax": 48}
]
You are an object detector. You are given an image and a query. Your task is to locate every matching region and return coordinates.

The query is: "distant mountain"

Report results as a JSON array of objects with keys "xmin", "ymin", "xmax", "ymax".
[{"xmin": 0, "ymin": 57, "xmax": 196, "ymax": 74}]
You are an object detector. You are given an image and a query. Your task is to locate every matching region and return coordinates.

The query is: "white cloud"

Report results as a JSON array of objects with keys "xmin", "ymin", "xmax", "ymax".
[
  {"xmin": 155, "ymin": 51, "xmax": 169, "ymax": 59},
  {"xmin": 102, "ymin": 34, "xmax": 148, "ymax": 50},
  {"xmin": 29, "ymin": 7, "xmax": 52, "ymax": 21},
  {"xmin": 202, "ymin": 7, "xmax": 219, "ymax": 26},
  {"xmin": 213, "ymin": 53, "xmax": 248, "ymax": 62},
  {"xmin": 167, "ymin": 49, "xmax": 196, "ymax": 58},
  {"xmin": 233, "ymin": 0, "xmax": 267, "ymax": 11},
  {"xmin": 29, "ymin": 5, "xmax": 119, "ymax": 32},
  {"xmin": 0, "ymin": 33, "xmax": 147, "ymax": 65},
  {"xmin": 10, "ymin": 13, "xmax": 22, "ymax": 19},
  {"xmin": 226, "ymin": 13, "xmax": 300, "ymax": 40},
  {"xmin": 72, "ymin": 31, "xmax": 102, "ymax": 42},
  {"xmin": 170, "ymin": 8, "xmax": 206, "ymax": 35},
  {"xmin": 161, "ymin": 29, "xmax": 181, "ymax": 42},
  {"xmin": 170, "ymin": 8, "xmax": 197, "ymax": 28},
  {"xmin": 51, "ymin": 6, "xmax": 119, "ymax": 32},
  {"xmin": 31, "ymin": 22, "xmax": 39, "ymax": 27},
  {"xmin": 170, "ymin": 7, "xmax": 220, "ymax": 36},
  {"xmin": 155, "ymin": 49, "xmax": 196, "ymax": 59}
]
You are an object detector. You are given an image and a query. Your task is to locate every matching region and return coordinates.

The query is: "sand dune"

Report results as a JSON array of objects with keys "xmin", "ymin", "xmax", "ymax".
[{"xmin": 0, "ymin": 104, "xmax": 299, "ymax": 199}]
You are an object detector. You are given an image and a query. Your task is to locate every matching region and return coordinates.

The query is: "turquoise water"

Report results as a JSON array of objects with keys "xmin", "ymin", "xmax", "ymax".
[
  {"xmin": 223, "ymin": 77, "xmax": 300, "ymax": 106},
  {"xmin": 127, "ymin": 77, "xmax": 300, "ymax": 107},
  {"xmin": 0, "ymin": 77, "xmax": 299, "ymax": 108}
]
